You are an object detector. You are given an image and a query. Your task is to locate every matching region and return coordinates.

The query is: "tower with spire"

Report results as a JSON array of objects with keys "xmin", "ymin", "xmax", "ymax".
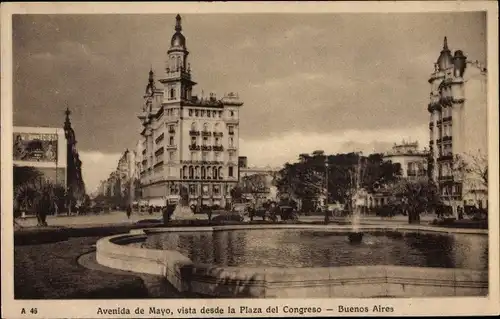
[
  {"xmin": 427, "ymin": 36, "xmax": 488, "ymax": 214},
  {"xmin": 136, "ymin": 14, "xmax": 244, "ymax": 208},
  {"xmin": 63, "ymin": 107, "xmax": 86, "ymax": 212}
]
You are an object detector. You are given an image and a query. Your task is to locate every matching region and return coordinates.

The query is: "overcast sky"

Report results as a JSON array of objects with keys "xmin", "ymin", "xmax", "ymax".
[{"xmin": 12, "ymin": 13, "xmax": 486, "ymax": 192}]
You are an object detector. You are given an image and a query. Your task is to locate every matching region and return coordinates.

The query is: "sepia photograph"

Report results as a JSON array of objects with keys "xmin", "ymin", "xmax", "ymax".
[{"xmin": 1, "ymin": 2, "xmax": 499, "ymax": 318}]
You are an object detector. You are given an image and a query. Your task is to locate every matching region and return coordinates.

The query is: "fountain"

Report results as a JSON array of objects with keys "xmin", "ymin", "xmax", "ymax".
[{"xmin": 348, "ymin": 153, "xmax": 364, "ymax": 244}]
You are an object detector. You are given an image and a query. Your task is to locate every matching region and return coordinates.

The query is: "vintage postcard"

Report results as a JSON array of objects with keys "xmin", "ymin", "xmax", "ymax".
[{"xmin": 1, "ymin": 1, "xmax": 499, "ymax": 318}]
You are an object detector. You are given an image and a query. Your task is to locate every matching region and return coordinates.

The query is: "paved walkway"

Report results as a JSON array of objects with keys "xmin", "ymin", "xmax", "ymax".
[{"xmin": 16, "ymin": 210, "xmax": 436, "ymax": 228}]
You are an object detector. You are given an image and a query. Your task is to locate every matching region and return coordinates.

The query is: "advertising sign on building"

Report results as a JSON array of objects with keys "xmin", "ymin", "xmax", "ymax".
[{"xmin": 13, "ymin": 132, "xmax": 58, "ymax": 163}]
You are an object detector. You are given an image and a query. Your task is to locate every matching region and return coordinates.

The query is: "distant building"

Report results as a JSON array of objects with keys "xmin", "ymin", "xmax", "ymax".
[
  {"xmin": 427, "ymin": 37, "xmax": 488, "ymax": 209},
  {"xmin": 383, "ymin": 140, "xmax": 429, "ymax": 180},
  {"xmin": 137, "ymin": 15, "xmax": 243, "ymax": 207},
  {"xmin": 238, "ymin": 158, "xmax": 279, "ymax": 201}
]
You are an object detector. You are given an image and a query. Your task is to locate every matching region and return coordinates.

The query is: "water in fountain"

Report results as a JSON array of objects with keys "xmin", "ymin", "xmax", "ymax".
[{"xmin": 348, "ymin": 153, "xmax": 364, "ymax": 244}]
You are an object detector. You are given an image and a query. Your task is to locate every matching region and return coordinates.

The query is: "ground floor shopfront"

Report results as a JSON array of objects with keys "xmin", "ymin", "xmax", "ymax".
[{"xmin": 139, "ymin": 179, "xmax": 237, "ymax": 207}]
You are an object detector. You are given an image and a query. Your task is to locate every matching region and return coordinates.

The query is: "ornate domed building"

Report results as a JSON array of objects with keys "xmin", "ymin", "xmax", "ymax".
[
  {"xmin": 427, "ymin": 37, "xmax": 488, "ymax": 213},
  {"xmin": 137, "ymin": 15, "xmax": 244, "ymax": 208}
]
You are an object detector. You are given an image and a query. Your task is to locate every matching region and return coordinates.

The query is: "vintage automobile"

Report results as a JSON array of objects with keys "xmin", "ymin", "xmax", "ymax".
[{"xmin": 275, "ymin": 205, "xmax": 299, "ymax": 221}]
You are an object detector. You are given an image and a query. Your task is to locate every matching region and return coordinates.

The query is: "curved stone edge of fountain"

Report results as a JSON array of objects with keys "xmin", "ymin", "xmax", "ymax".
[{"xmin": 96, "ymin": 226, "xmax": 489, "ymax": 298}]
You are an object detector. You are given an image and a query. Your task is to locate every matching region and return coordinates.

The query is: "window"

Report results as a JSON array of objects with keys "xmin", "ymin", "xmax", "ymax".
[
  {"xmin": 212, "ymin": 111, "xmax": 216, "ymax": 117},
  {"xmin": 189, "ymin": 166, "xmax": 194, "ymax": 179},
  {"xmin": 191, "ymin": 122, "xmax": 196, "ymax": 131},
  {"xmin": 195, "ymin": 110, "xmax": 199, "ymax": 117},
  {"xmin": 201, "ymin": 167, "xmax": 206, "ymax": 179},
  {"xmin": 203, "ymin": 123, "xmax": 209, "ymax": 132},
  {"xmin": 189, "ymin": 109, "xmax": 193, "ymax": 117},
  {"xmin": 169, "ymin": 136, "xmax": 174, "ymax": 146},
  {"xmin": 214, "ymin": 184, "xmax": 220, "ymax": 195},
  {"xmin": 207, "ymin": 111, "xmax": 211, "ymax": 118},
  {"xmin": 229, "ymin": 166, "xmax": 234, "ymax": 177},
  {"xmin": 169, "ymin": 151, "xmax": 175, "ymax": 161},
  {"xmin": 190, "ymin": 152, "xmax": 195, "ymax": 161},
  {"xmin": 202, "ymin": 152, "xmax": 208, "ymax": 161},
  {"xmin": 212, "ymin": 167, "xmax": 218, "ymax": 178},
  {"xmin": 229, "ymin": 137, "xmax": 234, "ymax": 147},
  {"xmin": 201, "ymin": 110, "xmax": 205, "ymax": 117},
  {"xmin": 203, "ymin": 137, "xmax": 208, "ymax": 145},
  {"xmin": 229, "ymin": 151, "xmax": 234, "ymax": 162},
  {"xmin": 228, "ymin": 126, "xmax": 234, "ymax": 134},
  {"xmin": 230, "ymin": 110, "xmax": 234, "ymax": 117},
  {"xmin": 215, "ymin": 152, "xmax": 220, "ymax": 161},
  {"xmin": 170, "ymin": 88, "xmax": 176, "ymax": 100},
  {"xmin": 215, "ymin": 137, "xmax": 220, "ymax": 146},
  {"xmin": 191, "ymin": 136, "xmax": 197, "ymax": 146}
]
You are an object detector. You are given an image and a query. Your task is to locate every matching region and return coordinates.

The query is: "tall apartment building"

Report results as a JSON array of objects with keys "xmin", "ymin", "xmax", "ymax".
[
  {"xmin": 137, "ymin": 15, "xmax": 243, "ymax": 207},
  {"xmin": 427, "ymin": 37, "xmax": 488, "ymax": 209}
]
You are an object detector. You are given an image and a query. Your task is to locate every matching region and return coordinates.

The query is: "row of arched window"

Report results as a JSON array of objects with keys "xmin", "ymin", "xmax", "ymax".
[{"xmin": 181, "ymin": 165, "xmax": 224, "ymax": 180}]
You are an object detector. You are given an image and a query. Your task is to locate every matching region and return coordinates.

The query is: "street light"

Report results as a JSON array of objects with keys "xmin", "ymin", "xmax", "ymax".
[{"xmin": 325, "ymin": 157, "xmax": 329, "ymax": 208}]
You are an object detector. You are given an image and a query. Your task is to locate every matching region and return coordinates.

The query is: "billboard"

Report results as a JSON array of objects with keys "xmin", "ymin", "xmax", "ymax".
[{"xmin": 13, "ymin": 132, "xmax": 58, "ymax": 163}]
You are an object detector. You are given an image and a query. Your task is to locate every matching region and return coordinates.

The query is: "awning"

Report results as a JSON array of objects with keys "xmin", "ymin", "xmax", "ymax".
[{"xmin": 147, "ymin": 198, "xmax": 166, "ymax": 207}]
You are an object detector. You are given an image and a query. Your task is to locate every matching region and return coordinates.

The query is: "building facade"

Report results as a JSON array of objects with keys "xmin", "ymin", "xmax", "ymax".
[
  {"xmin": 427, "ymin": 37, "xmax": 488, "ymax": 209},
  {"xmin": 238, "ymin": 156, "xmax": 279, "ymax": 201},
  {"xmin": 138, "ymin": 15, "xmax": 243, "ymax": 207},
  {"xmin": 383, "ymin": 140, "xmax": 429, "ymax": 180}
]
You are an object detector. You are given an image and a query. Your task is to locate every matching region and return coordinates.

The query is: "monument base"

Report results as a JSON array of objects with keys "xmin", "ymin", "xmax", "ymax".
[
  {"xmin": 170, "ymin": 205, "xmax": 197, "ymax": 220},
  {"xmin": 348, "ymin": 232, "xmax": 364, "ymax": 244}
]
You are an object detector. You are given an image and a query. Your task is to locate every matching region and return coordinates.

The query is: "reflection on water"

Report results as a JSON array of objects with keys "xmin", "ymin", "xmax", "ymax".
[{"xmin": 145, "ymin": 230, "xmax": 488, "ymax": 270}]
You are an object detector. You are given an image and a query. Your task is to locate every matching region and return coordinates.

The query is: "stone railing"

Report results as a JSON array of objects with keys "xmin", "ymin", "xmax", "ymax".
[{"xmin": 96, "ymin": 226, "xmax": 488, "ymax": 298}]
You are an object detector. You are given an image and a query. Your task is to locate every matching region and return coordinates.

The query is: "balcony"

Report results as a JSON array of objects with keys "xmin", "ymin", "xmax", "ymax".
[
  {"xmin": 227, "ymin": 145, "xmax": 237, "ymax": 150},
  {"xmin": 189, "ymin": 130, "xmax": 200, "ymax": 136},
  {"xmin": 439, "ymin": 175, "xmax": 454, "ymax": 182},
  {"xmin": 212, "ymin": 145, "xmax": 224, "ymax": 152},
  {"xmin": 201, "ymin": 131, "xmax": 212, "ymax": 137},
  {"xmin": 225, "ymin": 118, "xmax": 239, "ymax": 124},
  {"xmin": 228, "ymin": 131, "xmax": 234, "ymax": 135},
  {"xmin": 429, "ymin": 140, "xmax": 434, "ymax": 145},
  {"xmin": 429, "ymin": 122, "xmax": 434, "ymax": 129},
  {"xmin": 189, "ymin": 144, "xmax": 201, "ymax": 151},
  {"xmin": 436, "ymin": 138, "xmax": 442, "ymax": 144},
  {"xmin": 436, "ymin": 120, "xmax": 442, "ymax": 126},
  {"xmin": 213, "ymin": 132, "xmax": 223, "ymax": 137},
  {"xmin": 166, "ymin": 144, "xmax": 177, "ymax": 150},
  {"xmin": 201, "ymin": 145, "xmax": 212, "ymax": 151},
  {"xmin": 153, "ymin": 161, "xmax": 164, "ymax": 168},
  {"xmin": 442, "ymin": 116, "xmax": 452, "ymax": 123},
  {"xmin": 442, "ymin": 136, "xmax": 452, "ymax": 142},
  {"xmin": 154, "ymin": 147, "xmax": 164, "ymax": 156},
  {"xmin": 168, "ymin": 129, "xmax": 176, "ymax": 134},
  {"xmin": 438, "ymin": 154, "xmax": 453, "ymax": 162},
  {"xmin": 155, "ymin": 133, "xmax": 164, "ymax": 144}
]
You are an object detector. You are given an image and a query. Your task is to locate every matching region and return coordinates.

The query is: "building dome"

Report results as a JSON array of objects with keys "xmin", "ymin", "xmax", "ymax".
[
  {"xmin": 437, "ymin": 36, "xmax": 453, "ymax": 71},
  {"xmin": 170, "ymin": 14, "xmax": 186, "ymax": 49}
]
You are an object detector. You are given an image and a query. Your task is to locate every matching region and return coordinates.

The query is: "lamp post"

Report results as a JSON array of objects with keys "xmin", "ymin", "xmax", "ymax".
[{"xmin": 325, "ymin": 157, "xmax": 329, "ymax": 208}]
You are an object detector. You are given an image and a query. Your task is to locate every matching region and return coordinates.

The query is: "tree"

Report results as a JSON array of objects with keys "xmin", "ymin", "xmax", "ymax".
[
  {"xmin": 14, "ymin": 177, "xmax": 62, "ymax": 226},
  {"xmin": 274, "ymin": 151, "xmax": 401, "ymax": 213},
  {"xmin": 388, "ymin": 177, "xmax": 441, "ymax": 224},
  {"xmin": 230, "ymin": 185, "xmax": 243, "ymax": 202}
]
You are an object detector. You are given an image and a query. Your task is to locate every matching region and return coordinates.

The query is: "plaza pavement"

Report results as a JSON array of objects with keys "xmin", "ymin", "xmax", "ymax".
[{"xmin": 15, "ymin": 210, "xmax": 436, "ymax": 228}]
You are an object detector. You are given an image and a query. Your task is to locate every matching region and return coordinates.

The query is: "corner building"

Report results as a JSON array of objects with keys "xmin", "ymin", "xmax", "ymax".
[
  {"xmin": 427, "ymin": 37, "xmax": 488, "ymax": 209},
  {"xmin": 138, "ymin": 15, "xmax": 243, "ymax": 207}
]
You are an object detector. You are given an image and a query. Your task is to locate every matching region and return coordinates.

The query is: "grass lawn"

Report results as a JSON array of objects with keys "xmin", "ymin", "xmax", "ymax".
[{"xmin": 14, "ymin": 236, "xmax": 150, "ymax": 299}]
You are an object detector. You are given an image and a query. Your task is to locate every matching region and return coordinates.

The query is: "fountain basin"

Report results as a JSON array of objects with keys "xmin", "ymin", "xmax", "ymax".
[{"xmin": 96, "ymin": 225, "xmax": 488, "ymax": 298}]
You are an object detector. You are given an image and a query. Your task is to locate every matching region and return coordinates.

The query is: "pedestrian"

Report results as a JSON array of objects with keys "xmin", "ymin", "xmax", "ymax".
[
  {"xmin": 126, "ymin": 205, "xmax": 132, "ymax": 219},
  {"xmin": 149, "ymin": 206, "xmax": 153, "ymax": 216}
]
